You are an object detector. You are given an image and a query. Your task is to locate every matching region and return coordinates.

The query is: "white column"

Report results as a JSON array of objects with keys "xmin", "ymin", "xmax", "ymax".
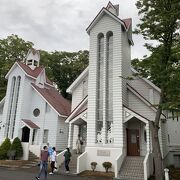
[
  {"xmin": 164, "ymin": 168, "xmax": 169, "ymax": 180},
  {"xmin": 29, "ymin": 128, "xmax": 33, "ymax": 145},
  {"xmin": 68, "ymin": 123, "xmax": 73, "ymax": 148},
  {"xmin": 145, "ymin": 122, "xmax": 150, "ymax": 153}
]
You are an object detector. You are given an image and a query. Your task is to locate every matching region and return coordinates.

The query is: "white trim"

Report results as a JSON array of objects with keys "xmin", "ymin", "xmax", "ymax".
[
  {"xmin": 65, "ymin": 97, "xmax": 88, "ymax": 123},
  {"xmin": 124, "ymin": 107, "xmax": 149, "ymax": 124},
  {"xmin": 69, "ymin": 110, "xmax": 87, "ymax": 124},
  {"xmin": 0, "ymin": 97, "xmax": 5, "ymax": 106},
  {"xmin": 5, "ymin": 62, "xmax": 36, "ymax": 80},
  {"xmin": 31, "ymin": 85, "xmax": 67, "ymax": 118},
  {"xmin": 131, "ymin": 68, "xmax": 161, "ymax": 93},
  {"xmin": 86, "ymin": 8, "xmax": 126, "ymax": 34},
  {"xmin": 5, "ymin": 62, "xmax": 53, "ymax": 87},
  {"xmin": 67, "ymin": 67, "xmax": 89, "ymax": 93}
]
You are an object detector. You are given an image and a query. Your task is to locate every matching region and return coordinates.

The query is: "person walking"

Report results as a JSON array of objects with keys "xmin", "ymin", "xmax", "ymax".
[
  {"xmin": 36, "ymin": 146, "xmax": 49, "ymax": 180},
  {"xmin": 49, "ymin": 147, "xmax": 57, "ymax": 175},
  {"xmin": 63, "ymin": 148, "xmax": 71, "ymax": 173}
]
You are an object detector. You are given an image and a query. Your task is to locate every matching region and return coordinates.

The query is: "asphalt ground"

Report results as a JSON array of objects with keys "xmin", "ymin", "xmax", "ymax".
[{"xmin": 0, "ymin": 167, "xmax": 113, "ymax": 180}]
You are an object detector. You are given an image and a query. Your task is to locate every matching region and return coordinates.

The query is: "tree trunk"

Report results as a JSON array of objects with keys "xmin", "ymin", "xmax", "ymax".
[{"xmin": 150, "ymin": 90, "xmax": 165, "ymax": 180}]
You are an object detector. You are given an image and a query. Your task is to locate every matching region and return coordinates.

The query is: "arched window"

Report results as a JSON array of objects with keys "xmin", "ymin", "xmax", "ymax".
[
  {"xmin": 106, "ymin": 31, "xmax": 113, "ymax": 143},
  {"xmin": 96, "ymin": 33, "xmax": 104, "ymax": 143},
  {"xmin": 6, "ymin": 76, "xmax": 16, "ymax": 137},
  {"xmin": 11, "ymin": 76, "xmax": 21, "ymax": 138}
]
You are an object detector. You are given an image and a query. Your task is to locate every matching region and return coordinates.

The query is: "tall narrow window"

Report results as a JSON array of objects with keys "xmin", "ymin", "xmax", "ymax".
[
  {"xmin": 96, "ymin": 33, "xmax": 104, "ymax": 143},
  {"xmin": 6, "ymin": 77, "xmax": 16, "ymax": 138},
  {"xmin": 106, "ymin": 32, "xmax": 113, "ymax": 143},
  {"xmin": 11, "ymin": 76, "xmax": 21, "ymax": 139}
]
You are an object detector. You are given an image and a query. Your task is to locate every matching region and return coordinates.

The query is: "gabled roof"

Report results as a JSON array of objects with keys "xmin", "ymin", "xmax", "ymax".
[
  {"xmin": 86, "ymin": 3, "xmax": 133, "ymax": 45},
  {"xmin": 122, "ymin": 18, "xmax": 132, "ymax": 29},
  {"xmin": 127, "ymin": 83, "xmax": 157, "ymax": 112},
  {"xmin": 31, "ymin": 83, "xmax": 71, "ymax": 117},
  {"xmin": 127, "ymin": 84, "xmax": 166, "ymax": 118},
  {"xmin": 131, "ymin": 68, "xmax": 161, "ymax": 93},
  {"xmin": 67, "ymin": 67, "xmax": 89, "ymax": 93},
  {"xmin": 5, "ymin": 61, "xmax": 53, "ymax": 86},
  {"xmin": 22, "ymin": 119, "xmax": 40, "ymax": 129},
  {"xmin": 86, "ymin": 7, "xmax": 126, "ymax": 34},
  {"xmin": 66, "ymin": 96, "xmax": 88, "ymax": 122}
]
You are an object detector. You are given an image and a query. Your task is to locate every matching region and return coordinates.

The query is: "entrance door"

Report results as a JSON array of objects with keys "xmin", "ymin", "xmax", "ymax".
[
  {"xmin": 127, "ymin": 129, "xmax": 140, "ymax": 156},
  {"xmin": 22, "ymin": 126, "xmax": 30, "ymax": 142}
]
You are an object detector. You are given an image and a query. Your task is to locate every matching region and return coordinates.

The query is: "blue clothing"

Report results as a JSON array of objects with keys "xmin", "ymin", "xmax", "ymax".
[
  {"xmin": 48, "ymin": 147, "xmax": 53, "ymax": 156},
  {"xmin": 38, "ymin": 161, "xmax": 48, "ymax": 180}
]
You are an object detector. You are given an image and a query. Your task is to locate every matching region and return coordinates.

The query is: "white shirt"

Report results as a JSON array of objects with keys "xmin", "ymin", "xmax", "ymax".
[{"xmin": 51, "ymin": 151, "xmax": 56, "ymax": 162}]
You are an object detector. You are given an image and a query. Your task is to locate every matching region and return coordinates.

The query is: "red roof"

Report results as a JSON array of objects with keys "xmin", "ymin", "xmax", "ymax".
[
  {"xmin": 32, "ymin": 83, "xmax": 71, "ymax": 116},
  {"xmin": 122, "ymin": 18, "xmax": 132, "ymax": 29},
  {"xmin": 17, "ymin": 61, "xmax": 53, "ymax": 85},
  {"xmin": 22, "ymin": 119, "xmax": 40, "ymax": 129}
]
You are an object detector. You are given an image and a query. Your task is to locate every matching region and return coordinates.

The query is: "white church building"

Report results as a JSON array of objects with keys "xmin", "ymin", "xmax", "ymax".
[
  {"xmin": 0, "ymin": 2, "xmax": 179, "ymax": 180},
  {"xmin": 0, "ymin": 49, "xmax": 71, "ymax": 159}
]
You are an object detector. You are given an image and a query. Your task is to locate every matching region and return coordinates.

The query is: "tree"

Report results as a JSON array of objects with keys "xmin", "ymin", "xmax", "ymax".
[
  {"xmin": 0, "ymin": 34, "xmax": 33, "ymax": 100},
  {"xmin": 0, "ymin": 138, "xmax": 11, "ymax": 159},
  {"xmin": 10, "ymin": 137, "xmax": 23, "ymax": 159},
  {"xmin": 47, "ymin": 50, "xmax": 89, "ymax": 98},
  {"xmin": 135, "ymin": 0, "xmax": 180, "ymax": 179}
]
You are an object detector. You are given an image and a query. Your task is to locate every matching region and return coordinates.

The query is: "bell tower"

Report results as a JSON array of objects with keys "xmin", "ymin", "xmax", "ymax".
[{"xmin": 26, "ymin": 48, "xmax": 40, "ymax": 70}]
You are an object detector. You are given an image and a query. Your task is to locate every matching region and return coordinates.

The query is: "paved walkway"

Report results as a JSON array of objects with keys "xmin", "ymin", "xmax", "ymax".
[{"xmin": 0, "ymin": 167, "xmax": 113, "ymax": 180}]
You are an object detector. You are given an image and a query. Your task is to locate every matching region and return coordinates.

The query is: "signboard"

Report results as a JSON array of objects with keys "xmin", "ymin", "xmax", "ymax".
[{"xmin": 97, "ymin": 150, "xmax": 110, "ymax": 156}]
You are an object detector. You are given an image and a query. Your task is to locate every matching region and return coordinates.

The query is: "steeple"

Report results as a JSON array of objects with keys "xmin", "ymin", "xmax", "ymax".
[
  {"xmin": 106, "ymin": 1, "xmax": 119, "ymax": 16},
  {"xmin": 26, "ymin": 48, "xmax": 40, "ymax": 70}
]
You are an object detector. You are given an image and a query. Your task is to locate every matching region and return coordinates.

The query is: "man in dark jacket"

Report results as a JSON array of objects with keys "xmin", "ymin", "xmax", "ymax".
[{"xmin": 64, "ymin": 148, "xmax": 71, "ymax": 173}]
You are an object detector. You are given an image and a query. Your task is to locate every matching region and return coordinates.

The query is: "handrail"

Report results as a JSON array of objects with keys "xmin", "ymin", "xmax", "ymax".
[{"xmin": 56, "ymin": 149, "xmax": 66, "ymax": 169}]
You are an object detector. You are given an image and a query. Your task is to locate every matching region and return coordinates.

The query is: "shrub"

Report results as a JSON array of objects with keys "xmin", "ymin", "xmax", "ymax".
[
  {"xmin": 10, "ymin": 137, "xmax": 23, "ymax": 159},
  {"xmin": 91, "ymin": 162, "xmax": 97, "ymax": 171},
  {"xmin": 102, "ymin": 161, "xmax": 112, "ymax": 173},
  {"xmin": 0, "ymin": 138, "xmax": 11, "ymax": 160}
]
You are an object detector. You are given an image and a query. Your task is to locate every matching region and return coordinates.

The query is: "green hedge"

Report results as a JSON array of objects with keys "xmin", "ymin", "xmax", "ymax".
[
  {"xmin": 0, "ymin": 138, "xmax": 11, "ymax": 160},
  {"xmin": 10, "ymin": 137, "xmax": 23, "ymax": 159}
]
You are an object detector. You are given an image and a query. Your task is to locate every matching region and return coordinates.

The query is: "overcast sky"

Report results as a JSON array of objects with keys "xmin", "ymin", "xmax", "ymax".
[{"xmin": 0, "ymin": 0, "xmax": 150, "ymax": 59}]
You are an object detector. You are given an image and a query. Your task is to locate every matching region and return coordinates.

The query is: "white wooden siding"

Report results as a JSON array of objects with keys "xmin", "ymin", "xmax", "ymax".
[
  {"xmin": 129, "ymin": 78, "xmax": 160, "ymax": 105},
  {"xmin": 55, "ymin": 116, "xmax": 68, "ymax": 151},
  {"xmin": 167, "ymin": 117, "xmax": 180, "ymax": 146},
  {"xmin": 128, "ymin": 90, "xmax": 156, "ymax": 121},
  {"xmin": 88, "ymin": 14, "xmax": 125, "ymax": 146},
  {"xmin": 71, "ymin": 75, "xmax": 88, "ymax": 111}
]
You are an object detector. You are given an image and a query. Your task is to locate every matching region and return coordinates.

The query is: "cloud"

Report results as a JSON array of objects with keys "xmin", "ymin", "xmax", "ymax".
[{"xmin": 0, "ymin": 0, "xmax": 149, "ymax": 59}]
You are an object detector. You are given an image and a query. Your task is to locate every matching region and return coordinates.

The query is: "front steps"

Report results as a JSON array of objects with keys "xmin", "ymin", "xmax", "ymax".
[
  {"xmin": 21, "ymin": 151, "xmax": 39, "ymax": 169},
  {"xmin": 118, "ymin": 156, "xmax": 144, "ymax": 180},
  {"xmin": 58, "ymin": 150, "xmax": 79, "ymax": 175}
]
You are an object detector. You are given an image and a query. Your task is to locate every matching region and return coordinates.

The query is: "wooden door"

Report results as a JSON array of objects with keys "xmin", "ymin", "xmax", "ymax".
[{"xmin": 127, "ymin": 129, "xmax": 140, "ymax": 156}]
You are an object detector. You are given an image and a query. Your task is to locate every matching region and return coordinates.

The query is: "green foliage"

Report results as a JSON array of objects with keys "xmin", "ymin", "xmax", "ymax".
[
  {"xmin": 102, "ymin": 162, "xmax": 112, "ymax": 173},
  {"xmin": 0, "ymin": 34, "xmax": 33, "ymax": 100},
  {"xmin": 134, "ymin": 0, "xmax": 180, "ymax": 112},
  {"xmin": 10, "ymin": 137, "xmax": 23, "ymax": 159},
  {"xmin": 135, "ymin": 0, "xmax": 180, "ymax": 179},
  {"xmin": 0, "ymin": 138, "xmax": 11, "ymax": 160},
  {"xmin": 91, "ymin": 162, "xmax": 97, "ymax": 171},
  {"xmin": 45, "ymin": 50, "xmax": 89, "ymax": 98},
  {"xmin": 0, "ymin": 34, "xmax": 89, "ymax": 100}
]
